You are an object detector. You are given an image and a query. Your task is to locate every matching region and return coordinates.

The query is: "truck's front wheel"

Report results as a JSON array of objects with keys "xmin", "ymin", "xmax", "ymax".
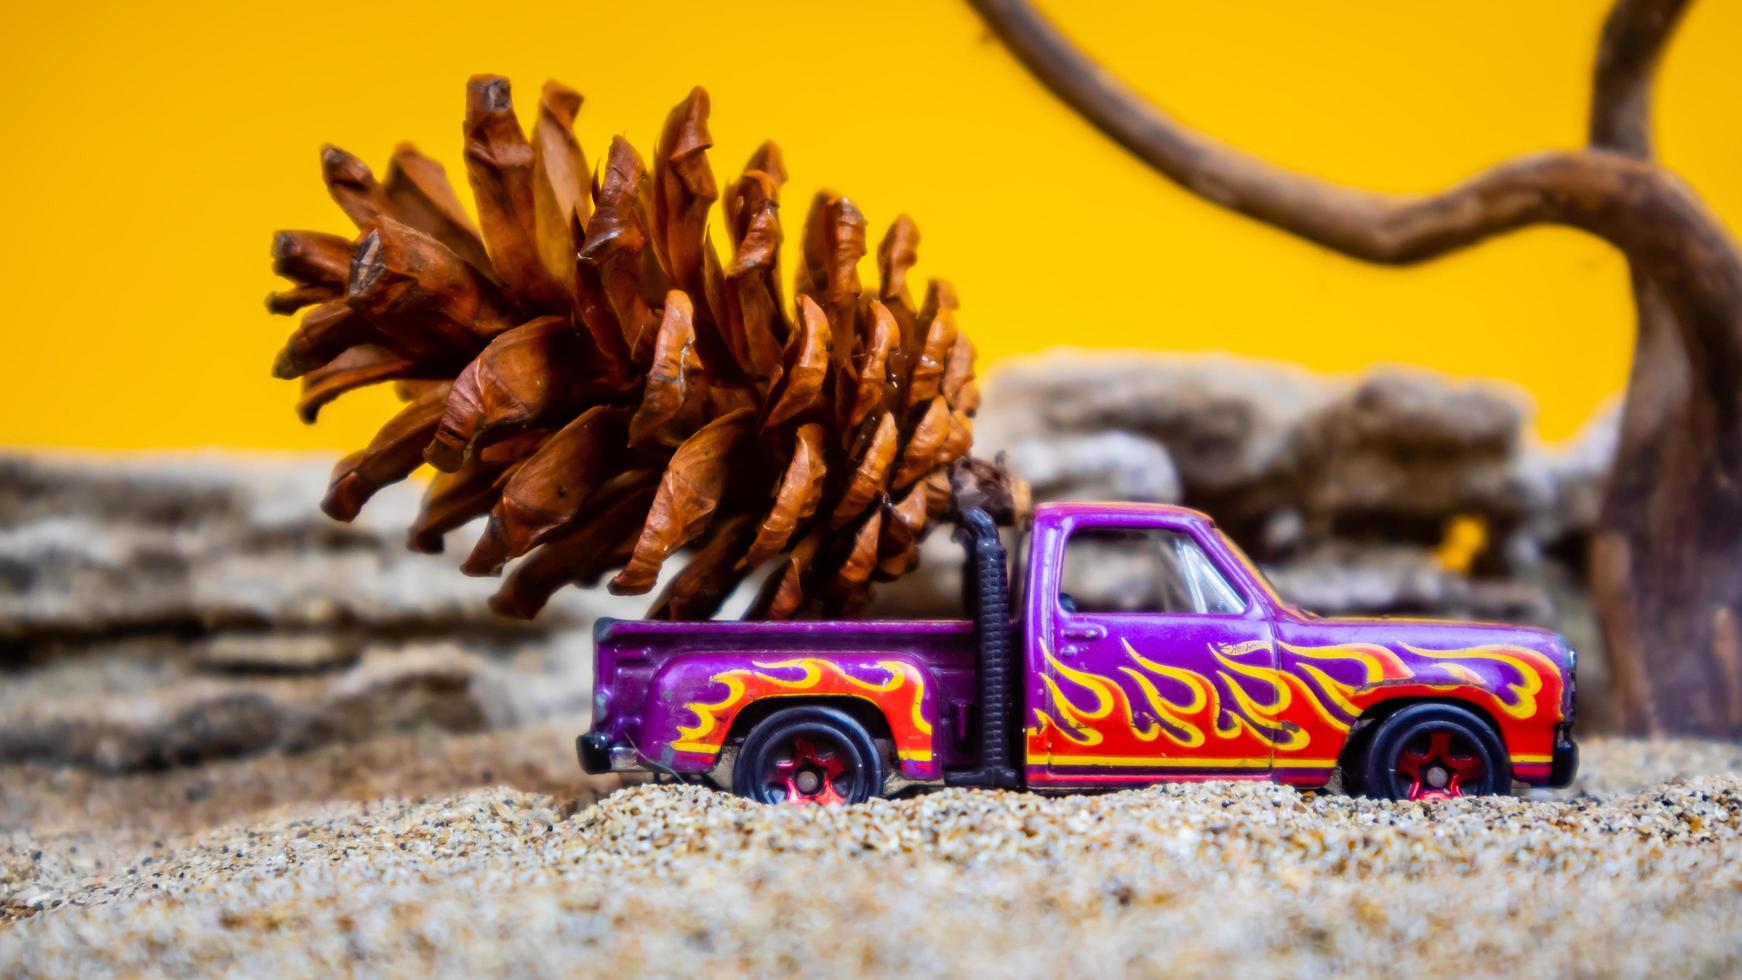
[
  {"xmin": 732, "ymin": 705, "xmax": 884, "ymax": 806},
  {"xmin": 1359, "ymin": 702, "xmax": 1507, "ymax": 801}
]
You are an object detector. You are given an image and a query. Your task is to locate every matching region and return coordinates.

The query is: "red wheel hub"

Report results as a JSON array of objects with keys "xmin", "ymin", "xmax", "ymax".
[
  {"xmin": 1395, "ymin": 730, "xmax": 1483, "ymax": 800},
  {"xmin": 770, "ymin": 735, "xmax": 848, "ymax": 806}
]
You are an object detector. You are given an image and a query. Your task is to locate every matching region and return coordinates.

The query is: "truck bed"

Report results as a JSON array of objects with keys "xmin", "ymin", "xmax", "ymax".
[{"xmin": 590, "ymin": 617, "xmax": 985, "ymax": 775}]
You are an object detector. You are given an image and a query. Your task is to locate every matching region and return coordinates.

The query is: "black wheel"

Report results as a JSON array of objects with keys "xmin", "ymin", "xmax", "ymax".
[
  {"xmin": 1359, "ymin": 702, "xmax": 1507, "ymax": 801},
  {"xmin": 1337, "ymin": 723, "xmax": 1376, "ymax": 796},
  {"xmin": 731, "ymin": 705, "xmax": 884, "ymax": 806}
]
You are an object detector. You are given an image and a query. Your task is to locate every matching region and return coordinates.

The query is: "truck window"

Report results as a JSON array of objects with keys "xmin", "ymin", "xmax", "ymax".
[
  {"xmin": 1214, "ymin": 528, "xmax": 1296, "ymax": 613},
  {"xmin": 1059, "ymin": 527, "xmax": 1247, "ymax": 615}
]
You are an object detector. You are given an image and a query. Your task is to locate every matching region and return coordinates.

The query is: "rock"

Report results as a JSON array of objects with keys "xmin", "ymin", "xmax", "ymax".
[
  {"xmin": 1290, "ymin": 369, "xmax": 1533, "ymax": 540},
  {"xmin": 1004, "ymin": 430, "xmax": 1181, "ymax": 503},
  {"xmin": 0, "ymin": 452, "xmax": 640, "ymax": 770},
  {"xmin": 0, "ymin": 453, "xmax": 663, "ymax": 647},
  {"xmin": 978, "ymin": 355, "xmax": 1540, "ymax": 547},
  {"xmin": 1262, "ymin": 543, "xmax": 1554, "ymax": 624},
  {"xmin": 979, "ymin": 353, "xmax": 1329, "ymax": 498},
  {"xmin": 0, "ymin": 643, "xmax": 512, "ymax": 771},
  {"xmin": 978, "ymin": 352, "xmax": 1602, "ymax": 557},
  {"xmin": 195, "ymin": 634, "xmax": 360, "ymax": 674}
]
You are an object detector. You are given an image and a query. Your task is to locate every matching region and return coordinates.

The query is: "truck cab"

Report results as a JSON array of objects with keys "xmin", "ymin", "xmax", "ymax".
[{"xmin": 580, "ymin": 501, "xmax": 1578, "ymax": 803}]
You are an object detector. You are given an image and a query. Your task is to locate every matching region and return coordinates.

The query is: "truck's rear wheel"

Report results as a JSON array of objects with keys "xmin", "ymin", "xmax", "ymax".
[
  {"xmin": 1360, "ymin": 702, "xmax": 1506, "ymax": 801},
  {"xmin": 732, "ymin": 705, "xmax": 883, "ymax": 806}
]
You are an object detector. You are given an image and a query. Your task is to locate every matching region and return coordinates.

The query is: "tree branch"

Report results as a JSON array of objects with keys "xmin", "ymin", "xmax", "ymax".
[
  {"xmin": 1586, "ymin": 0, "xmax": 1697, "ymax": 449},
  {"xmin": 969, "ymin": 0, "xmax": 1742, "ymax": 370},
  {"xmin": 1591, "ymin": 0, "xmax": 1693, "ymax": 156},
  {"xmin": 1589, "ymin": 0, "xmax": 1696, "ymax": 506},
  {"xmin": 1585, "ymin": 0, "xmax": 1696, "ymax": 735}
]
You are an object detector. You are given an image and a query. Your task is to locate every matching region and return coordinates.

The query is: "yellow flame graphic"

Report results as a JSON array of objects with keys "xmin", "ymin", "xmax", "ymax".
[
  {"xmin": 1404, "ymin": 644, "xmax": 1544, "ymax": 719},
  {"xmin": 1119, "ymin": 641, "xmax": 1211, "ymax": 748},
  {"xmin": 1280, "ymin": 641, "xmax": 1410, "ymax": 684},
  {"xmin": 673, "ymin": 673, "xmax": 749, "ymax": 751},
  {"xmin": 1038, "ymin": 646, "xmax": 1161, "ymax": 746},
  {"xmin": 671, "ymin": 657, "xmax": 933, "ymax": 756}
]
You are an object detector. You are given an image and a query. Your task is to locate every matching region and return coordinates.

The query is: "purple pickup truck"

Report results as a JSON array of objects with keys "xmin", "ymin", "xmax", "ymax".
[{"xmin": 580, "ymin": 502, "xmax": 1577, "ymax": 804}]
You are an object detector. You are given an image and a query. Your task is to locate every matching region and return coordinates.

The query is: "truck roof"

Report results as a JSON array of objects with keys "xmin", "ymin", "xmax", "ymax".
[{"xmin": 1034, "ymin": 500, "xmax": 1216, "ymax": 524}]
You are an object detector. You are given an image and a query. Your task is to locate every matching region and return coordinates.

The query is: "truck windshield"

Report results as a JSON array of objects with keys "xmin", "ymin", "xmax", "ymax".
[{"xmin": 1213, "ymin": 529, "xmax": 1301, "ymax": 615}]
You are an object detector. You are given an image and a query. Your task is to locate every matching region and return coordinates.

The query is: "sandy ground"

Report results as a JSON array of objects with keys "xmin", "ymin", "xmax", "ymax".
[{"xmin": 3, "ymin": 734, "xmax": 1741, "ymax": 977}]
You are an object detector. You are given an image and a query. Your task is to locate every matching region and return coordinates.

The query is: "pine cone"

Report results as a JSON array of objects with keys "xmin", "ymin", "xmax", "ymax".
[{"xmin": 267, "ymin": 78, "xmax": 982, "ymax": 620}]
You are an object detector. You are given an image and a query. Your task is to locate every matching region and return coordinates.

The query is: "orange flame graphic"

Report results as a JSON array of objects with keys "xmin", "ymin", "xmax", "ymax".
[{"xmin": 671, "ymin": 658, "xmax": 935, "ymax": 764}]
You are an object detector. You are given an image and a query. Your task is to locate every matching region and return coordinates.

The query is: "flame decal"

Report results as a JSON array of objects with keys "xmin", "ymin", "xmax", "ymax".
[
  {"xmin": 674, "ymin": 673, "xmax": 749, "ymax": 747},
  {"xmin": 1281, "ymin": 641, "xmax": 1412, "ymax": 684},
  {"xmin": 669, "ymin": 657, "xmax": 935, "ymax": 765},
  {"xmin": 1036, "ymin": 648, "xmax": 1162, "ymax": 747},
  {"xmin": 1404, "ymin": 644, "xmax": 1549, "ymax": 719},
  {"xmin": 1030, "ymin": 636, "xmax": 1565, "ymax": 774},
  {"xmin": 1119, "ymin": 646, "xmax": 1211, "ymax": 748}
]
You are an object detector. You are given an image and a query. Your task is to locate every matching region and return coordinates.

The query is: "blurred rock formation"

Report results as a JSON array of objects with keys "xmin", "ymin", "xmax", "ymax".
[
  {"xmin": 0, "ymin": 454, "xmax": 639, "ymax": 771},
  {"xmin": 0, "ymin": 355, "xmax": 1619, "ymax": 772}
]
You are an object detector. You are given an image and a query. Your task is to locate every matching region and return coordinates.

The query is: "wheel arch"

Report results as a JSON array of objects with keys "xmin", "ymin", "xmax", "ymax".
[
  {"xmin": 1337, "ymin": 695, "xmax": 1510, "ymax": 783},
  {"xmin": 718, "ymin": 694, "xmax": 938, "ymax": 781},
  {"xmin": 724, "ymin": 694, "xmax": 896, "ymax": 749},
  {"xmin": 646, "ymin": 653, "xmax": 942, "ymax": 781}
]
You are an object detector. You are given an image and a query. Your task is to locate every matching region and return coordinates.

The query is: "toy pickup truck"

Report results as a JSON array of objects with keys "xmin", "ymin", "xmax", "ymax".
[{"xmin": 579, "ymin": 501, "xmax": 1578, "ymax": 803}]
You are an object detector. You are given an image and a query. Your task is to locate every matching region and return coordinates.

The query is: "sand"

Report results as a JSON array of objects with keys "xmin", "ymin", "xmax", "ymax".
[{"xmin": 3, "ymin": 734, "xmax": 1741, "ymax": 977}]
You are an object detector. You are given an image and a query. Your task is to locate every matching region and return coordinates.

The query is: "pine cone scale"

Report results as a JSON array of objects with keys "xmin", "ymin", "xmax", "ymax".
[
  {"xmin": 383, "ymin": 146, "xmax": 494, "ymax": 273},
  {"xmin": 609, "ymin": 406, "xmax": 756, "ymax": 595}
]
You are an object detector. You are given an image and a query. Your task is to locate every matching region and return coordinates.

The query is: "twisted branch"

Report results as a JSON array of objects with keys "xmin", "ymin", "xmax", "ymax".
[
  {"xmin": 1592, "ymin": 0, "xmax": 1693, "ymax": 156},
  {"xmin": 969, "ymin": 0, "xmax": 1742, "ymax": 374}
]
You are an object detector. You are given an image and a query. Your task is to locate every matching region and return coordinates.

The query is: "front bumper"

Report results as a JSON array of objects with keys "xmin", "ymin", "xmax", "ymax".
[
  {"xmin": 576, "ymin": 733, "xmax": 643, "ymax": 774},
  {"xmin": 577, "ymin": 732, "xmax": 613, "ymax": 774},
  {"xmin": 1548, "ymin": 726, "xmax": 1579, "ymax": 788}
]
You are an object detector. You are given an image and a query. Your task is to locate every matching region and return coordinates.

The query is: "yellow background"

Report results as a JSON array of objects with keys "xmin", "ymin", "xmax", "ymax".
[{"xmin": 3, "ymin": 1, "xmax": 1738, "ymax": 449}]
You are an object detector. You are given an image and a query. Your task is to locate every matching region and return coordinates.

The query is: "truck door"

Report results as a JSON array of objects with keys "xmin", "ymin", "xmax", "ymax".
[{"xmin": 1040, "ymin": 522, "xmax": 1277, "ymax": 785}]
